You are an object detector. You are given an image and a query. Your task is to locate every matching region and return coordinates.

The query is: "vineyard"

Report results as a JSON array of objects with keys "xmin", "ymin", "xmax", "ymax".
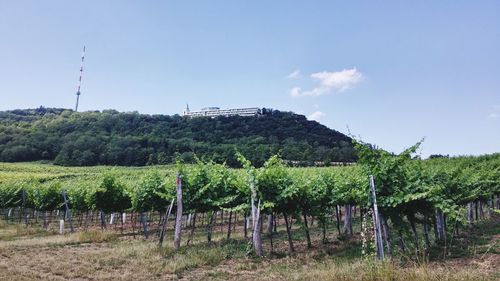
[{"xmin": 1, "ymin": 142, "xmax": 499, "ymax": 280}]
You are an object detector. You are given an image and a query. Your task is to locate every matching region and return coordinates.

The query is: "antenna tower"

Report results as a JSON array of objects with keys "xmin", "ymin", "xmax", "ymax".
[{"xmin": 75, "ymin": 46, "xmax": 86, "ymax": 112}]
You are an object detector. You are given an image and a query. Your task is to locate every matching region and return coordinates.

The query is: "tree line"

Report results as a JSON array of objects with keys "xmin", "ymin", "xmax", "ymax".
[{"xmin": 0, "ymin": 107, "xmax": 356, "ymax": 167}]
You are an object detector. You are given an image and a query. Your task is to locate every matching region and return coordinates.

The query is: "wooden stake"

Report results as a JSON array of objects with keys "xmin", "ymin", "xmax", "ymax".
[
  {"xmin": 61, "ymin": 189, "xmax": 74, "ymax": 232},
  {"xmin": 369, "ymin": 175, "xmax": 384, "ymax": 261},
  {"xmin": 174, "ymin": 173, "xmax": 183, "ymax": 250},
  {"xmin": 159, "ymin": 198, "xmax": 175, "ymax": 246}
]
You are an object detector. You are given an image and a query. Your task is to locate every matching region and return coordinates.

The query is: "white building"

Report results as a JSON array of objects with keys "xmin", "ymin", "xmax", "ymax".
[{"xmin": 182, "ymin": 105, "xmax": 261, "ymax": 118}]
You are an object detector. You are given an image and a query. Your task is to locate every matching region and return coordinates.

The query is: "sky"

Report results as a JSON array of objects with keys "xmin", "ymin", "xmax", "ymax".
[{"xmin": 0, "ymin": 1, "xmax": 499, "ymax": 157}]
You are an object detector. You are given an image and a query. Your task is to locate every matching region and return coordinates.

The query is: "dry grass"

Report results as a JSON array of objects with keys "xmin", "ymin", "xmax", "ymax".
[
  {"xmin": 0, "ymin": 228, "xmax": 247, "ymax": 280},
  {"xmin": 76, "ymin": 230, "xmax": 118, "ymax": 243},
  {"xmin": 255, "ymin": 258, "xmax": 494, "ymax": 281},
  {"xmin": 0, "ymin": 219, "xmax": 498, "ymax": 281}
]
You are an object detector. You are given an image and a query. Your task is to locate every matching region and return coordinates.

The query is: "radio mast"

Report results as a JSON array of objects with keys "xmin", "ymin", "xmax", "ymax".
[{"xmin": 75, "ymin": 46, "xmax": 85, "ymax": 112}]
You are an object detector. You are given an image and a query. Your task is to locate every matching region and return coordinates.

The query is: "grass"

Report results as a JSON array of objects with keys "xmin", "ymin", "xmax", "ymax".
[
  {"xmin": 77, "ymin": 230, "xmax": 118, "ymax": 243},
  {"xmin": 262, "ymin": 259, "xmax": 492, "ymax": 281},
  {"xmin": 0, "ymin": 215, "xmax": 498, "ymax": 280},
  {"xmin": 0, "ymin": 220, "xmax": 55, "ymax": 242}
]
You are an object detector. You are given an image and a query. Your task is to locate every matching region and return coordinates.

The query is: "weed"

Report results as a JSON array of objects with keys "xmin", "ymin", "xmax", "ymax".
[{"xmin": 77, "ymin": 230, "xmax": 117, "ymax": 243}]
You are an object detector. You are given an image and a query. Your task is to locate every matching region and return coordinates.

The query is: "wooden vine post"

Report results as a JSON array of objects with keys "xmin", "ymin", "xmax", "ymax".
[
  {"xmin": 369, "ymin": 175, "xmax": 384, "ymax": 261},
  {"xmin": 173, "ymin": 173, "xmax": 183, "ymax": 250},
  {"xmin": 159, "ymin": 198, "xmax": 175, "ymax": 246},
  {"xmin": 61, "ymin": 189, "xmax": 74, "ymax": 233},
  {"xmin": 140, "ymin": 212, "xmax": 149, "ymax": 239},
  {"xmin": 249, "ymin": 170, "xmax": 263, "ymax": 256},
  {"xmin": 21, "ymin": 189, "xmax": 26, "ymax": 224},
  {"xmin": 252, "ymin": 200, "xmax": 263, "ymax": 256},
  {"xmin": 249, "ymin": 171, "xmax": 256, "ymax": 231}
]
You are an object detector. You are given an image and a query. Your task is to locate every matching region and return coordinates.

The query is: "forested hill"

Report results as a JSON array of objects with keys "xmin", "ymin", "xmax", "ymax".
[{"xmin": 0, "ymin": 107, "xmax": 356, "ymax": 167}]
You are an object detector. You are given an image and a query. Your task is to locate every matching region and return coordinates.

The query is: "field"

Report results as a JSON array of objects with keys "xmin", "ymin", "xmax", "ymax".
[
  {"xmin": 0, "ymin": 149, "xmax": 499, "ymax": 280},
  {"xmin": 0, "ymin": 209, "xmax": 498, "ymax": 280}
]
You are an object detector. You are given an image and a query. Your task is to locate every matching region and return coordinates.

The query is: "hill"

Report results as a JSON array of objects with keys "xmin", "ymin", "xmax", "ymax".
[{"xmin": 0, "ymin": 107, "xmax": 356, "ymax": 167}]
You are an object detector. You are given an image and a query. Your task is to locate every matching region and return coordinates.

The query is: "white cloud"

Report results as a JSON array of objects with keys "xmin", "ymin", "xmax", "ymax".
[
  {"xmin": 488, "ymin": 105, "xmax": 500, "ymax": 118},
  {"xmin": 290, "ymin": 68, "xmax": 362, "ymax": 98},
  {"xmin": 287, "ymin": 69, "xmax": 301, "ymax": 79},
  {"xmin": 307, "ymin": 111, "xmax": 325, "ymax": 121},
  {"xmin": 311, "ymin": 68, "xmax": 363, "ymax": 91},
  {"xmin": 293, "ymin": 87, "xmax": 329, "ymax": 97},
  {"xmin": 290, "ymin": 87, "xmax": 302, "ymax": 97}
]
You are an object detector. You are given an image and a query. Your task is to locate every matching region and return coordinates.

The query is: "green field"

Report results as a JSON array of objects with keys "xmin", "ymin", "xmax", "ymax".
[{"xmin": 0, "ymin": 148, "xmax": 499, "ymax": 280}]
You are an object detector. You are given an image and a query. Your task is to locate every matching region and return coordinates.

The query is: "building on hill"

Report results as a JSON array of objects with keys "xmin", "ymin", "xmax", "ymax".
[{"xmin": 182, "ymin": 104, "xmax": 262, "ymax": 118}]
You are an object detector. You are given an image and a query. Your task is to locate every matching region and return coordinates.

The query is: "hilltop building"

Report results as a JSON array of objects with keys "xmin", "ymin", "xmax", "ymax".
[{"xmin": 182, "ymin": 105, "xmax": 262, "ymax": 118}]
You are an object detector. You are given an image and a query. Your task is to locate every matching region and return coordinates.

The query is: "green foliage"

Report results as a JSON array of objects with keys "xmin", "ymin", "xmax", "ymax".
[
  {"xmin": 180, "ymin": 160, "xmax": 245, "ymax": 214},
  {"xmin": 66, "ymin": 184, "xmax": 91, "ymax": 212},
  {"xmin": 292, "ymin": 170, "xmax": 330, "ymax": 218},
  {"xmin": 0, "ymin": 183, "xmax": 23, "ymax": 209},
  {"xmin": 355, "ymin": 139, "xmax": 500, "ymax": 235},
  {"xmin": 0, "ymin": 108, "xmax": 356, "ymax": 167},
  {"xmin": 0, "ymin": 149, "xmax": 499, "ymax": 243},
  {"xmin": 131, "ymin": 171, "xmax": 169, "ymax": 212},
  {"xmin": 92, "ymin": 174, "xmax": 131, "ymax": 213},
  {"xmin": 256, "ymin": 155, "xmax": 296, "ymax": 214},
  {"xmin": 29, "ymin": 181, "xmax": 61, "ymax": 211}
]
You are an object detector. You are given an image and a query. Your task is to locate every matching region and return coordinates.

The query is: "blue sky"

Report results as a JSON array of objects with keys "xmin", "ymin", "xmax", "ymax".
[{"xmin": 1, "ymin": 1, "xmax": 499, "ymax": 157}]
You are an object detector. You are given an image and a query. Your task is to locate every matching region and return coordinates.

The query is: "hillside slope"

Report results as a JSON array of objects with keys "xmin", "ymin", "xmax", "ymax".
[{"xmin": 0, "ymin": 107, "xmax": 356, "ymax": 167}]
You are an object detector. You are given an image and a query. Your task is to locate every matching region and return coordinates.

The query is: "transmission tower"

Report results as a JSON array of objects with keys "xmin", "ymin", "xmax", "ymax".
[{"xmin": 75, "ymin": 46, "xmax": 86, "ymax": 112}]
